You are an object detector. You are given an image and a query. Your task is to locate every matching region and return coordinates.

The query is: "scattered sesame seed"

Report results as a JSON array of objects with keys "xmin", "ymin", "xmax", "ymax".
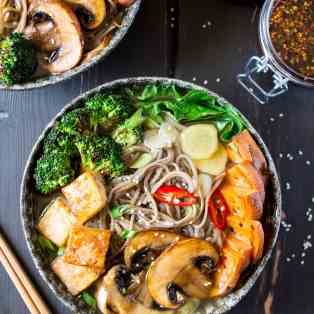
[
  {"xmin": 298, "ymin": 150, "xmax": 304, "ymax": 156},
  {"xmin": 279, "ymin": 153, "xmax": 283, "ymax": 158},
  {"xmin": 286, "ymin": 182, "xmax": 291, "ymax": 190},
  {"xmin": 292, "ymin": 254, "xmax": 296, "ymax": 258},
  {"xmin": 171, "ymin": 17, "xmax": 175, "ymax": 21},
  {"xmin": 279, "ymin": 112, "xmax": 284, "ymax": 118},
  {"xmin": 303, "ymin": 241, "xmax": 312, "ymax": 250},
  {"xmin": 301, "ymin": 260, "xmax": 305, "ymax": 265},
  {"xmin": 170, "ymin": 7, "xmax": 175, "ymax": 12},
  {"xmin": 216, "ymin": 77, "xmax": 221, "ymax": 83},
  {"xmin": 202, "ymin": 24, "xmax": 207, "ymax": 28},
  {"xmin": 270, "ymin": 117, "xmax": 275, "ymax": 122},
  {"xmin": 306, "ymin": 160, "xmax": 311, "ymax": 165},
  {"xmin": 207, "ymin": 21, "xmax": 212, "ymax": 26},
  {"xmin": 307, "ymin": 234, "xmax": 312, "ymax": 240},
  {"xmin": 312, "ymin": 197, "xmax": 314, "ymax": 203},
  {"xmin": 0, "ymin": 112, "xmax": 8, "ymax": 120},
  {"xmin": 302, "ymin": 252, "xmax": 306, "ymax": 257},
  {"xmin": 192, "ymin": 77, "xmax": 196, "ymax": 81},
  {"xmin": 203, "ymin": 80, "xmax": 208, "ymax": 85},
  {"xmin": 286, "ymin": 257, "xmax": 291, "ymax": 262},
  {"xmin": 170, "ymin": 23, "xmax": 175, "ymax": 28}
]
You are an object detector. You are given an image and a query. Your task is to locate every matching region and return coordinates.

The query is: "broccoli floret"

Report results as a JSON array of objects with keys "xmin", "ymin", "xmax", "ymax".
[
  {"xmin": 58, "ymin": 108, "xmax": 91, "ymax": 136},
  {"xmin": 86, "ymin": 94, "xmax": 132, "ymax": 131},
  {"xmin": 0, "ymin": 32, "xmax": 37, "ymax": 85},
  {"xmin": 34, "ymin": 150, "xmax": 75, "ymax": 194},
  {"xmin": 112, "ymin": 109, "xmax": 145, "ymax": 147},
  {"xmin": 43, "ymin": 128, "xmax": 78, "ymax": 157},
  {"xmin": 75, "ymin": 134, "xmax": 126, "ymax": 178}
]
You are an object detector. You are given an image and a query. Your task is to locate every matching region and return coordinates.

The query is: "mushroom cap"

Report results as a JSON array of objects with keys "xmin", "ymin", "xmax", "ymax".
[
  {"xmin": 146, "ymin": 238, "xmax": 219, "ymax": 309},
  {"xmin": 29, "ymin": 0, "xmax": 83, "ymax": 74},
  {"xmin": 65, "ymin": 0, "xmax": 106, "ymax": 29},
  {"xmin": 124, "ymin": 230, "xmax": 185, "ymax": 270},
  {"xmin": 97, "ymin": 266, "xmax": 174, "ymax": 314}
]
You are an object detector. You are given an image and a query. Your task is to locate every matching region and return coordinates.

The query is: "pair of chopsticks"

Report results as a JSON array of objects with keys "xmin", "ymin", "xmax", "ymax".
[{"xmin": 0, "ymin": 231, "xmax": 51, "ymax": 314}]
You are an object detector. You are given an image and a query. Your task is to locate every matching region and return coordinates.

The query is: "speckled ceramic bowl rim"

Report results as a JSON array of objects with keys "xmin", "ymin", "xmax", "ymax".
[
  {"xmin": 20, "ymin": 77, "xmax": 282, "ymax": 313},
  {"xmin": 0, "ymin": 2, "xmax": 141, "ymax": 91}
]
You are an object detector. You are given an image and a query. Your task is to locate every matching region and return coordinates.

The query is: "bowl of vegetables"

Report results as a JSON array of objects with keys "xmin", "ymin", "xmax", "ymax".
[
  {"xmin": 20, "ymin": 77, "xmax": 281, "ymax": 313},
  {"xmin": 0, "ymin": 0, "xmax": 140, "ymax": 90}
]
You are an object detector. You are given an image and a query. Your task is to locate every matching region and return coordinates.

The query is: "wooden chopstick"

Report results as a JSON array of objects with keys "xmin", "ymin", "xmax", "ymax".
[{"xmin": 0, "ymin": 232, "xmax": 52, "ymax": 314}]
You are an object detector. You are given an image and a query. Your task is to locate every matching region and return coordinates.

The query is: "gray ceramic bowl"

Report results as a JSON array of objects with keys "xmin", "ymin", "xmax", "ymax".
[
  {"xmin": 20, "ymin": 77, "xmax": 282, "ymax": 314},
  {"xmin": 1, "ymin": 2, "xmax": 141, "ymax": 90}
]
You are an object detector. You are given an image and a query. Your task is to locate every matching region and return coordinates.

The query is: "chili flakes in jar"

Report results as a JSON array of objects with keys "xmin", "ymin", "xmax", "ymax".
[{"xmin": 270, "ymin": 0, "xmax": 314, "ymax": 79}]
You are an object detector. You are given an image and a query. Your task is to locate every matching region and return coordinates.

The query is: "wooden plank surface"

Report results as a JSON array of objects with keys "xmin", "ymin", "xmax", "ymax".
[
  {"xmin": 1, "ymin": 0, "xmax": 314, "ymax": 313},
  {"xmin": 176, "ymin": 1, "xmax": 314, "ymax": 314},
  {"xmin": 0, "ymin": 1, "xmax": 168, "ymax": 314}
]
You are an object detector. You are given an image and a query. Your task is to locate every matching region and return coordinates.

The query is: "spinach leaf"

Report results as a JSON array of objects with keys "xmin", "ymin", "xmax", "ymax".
[
  {"xmin": 37, "ymin": 235, "xmax": 58, "ymax": 258},
  {"xmin": 131, "ymin": 84, "xmax": 247, "ymax": 141}
]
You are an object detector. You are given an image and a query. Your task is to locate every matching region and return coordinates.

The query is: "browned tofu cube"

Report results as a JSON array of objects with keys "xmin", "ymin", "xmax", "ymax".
[
  {"xmin": 64, "ymin": 225, "xmax": 111, "ymax": 269},
  {"xmin": 37, "ymin": 197, "xmax": 76, "ymax": 247},
  {"xmin": 62, "ymin": 172, "xmax": 107, "ymax": 224},
  {"xmin": 51, "ymin": 256, "xmax": 101, "ymax": 295}
]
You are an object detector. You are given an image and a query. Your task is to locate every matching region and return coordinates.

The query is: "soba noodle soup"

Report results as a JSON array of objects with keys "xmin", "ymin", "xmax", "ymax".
[{"xmin": 33, "ymin": 85, "xmax": 267, "ymax": 313}]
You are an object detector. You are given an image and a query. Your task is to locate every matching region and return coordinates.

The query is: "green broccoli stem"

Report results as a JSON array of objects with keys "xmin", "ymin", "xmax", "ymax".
[{"xmin": 124, "ymin": 109, "xmax": 146, "ymax": 129}]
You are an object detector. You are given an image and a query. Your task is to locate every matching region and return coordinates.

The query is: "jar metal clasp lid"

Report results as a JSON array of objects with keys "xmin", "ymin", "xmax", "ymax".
[{"xmin": 237, "ymin": 56, "xmax": 289, "ymax": 104}]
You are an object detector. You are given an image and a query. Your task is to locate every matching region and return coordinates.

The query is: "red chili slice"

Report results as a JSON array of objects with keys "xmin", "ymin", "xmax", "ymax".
[
  {"xmin": 153, "ymin": 185, "xmax": 197, "ymax": 207},
  {"xmin": 208, "ymin": 189, "xmax": 230, "ymax": 230}
]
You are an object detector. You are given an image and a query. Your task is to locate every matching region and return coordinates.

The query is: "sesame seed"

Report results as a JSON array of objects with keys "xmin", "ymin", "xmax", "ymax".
[
  {"xmin": 301, "ymin": 252, "xmax": 306, "ymax": 257},
  {"xmin": 207, "ymin": 21, "xmax": 212, "ymax": 26},
  {"xmin": 279, "ymin": 153, "xmax": 283, "ymax": 158},
  {"xmin": 216, "ymin": 77, "xmax": 221, "ymax": 83},
  {"xmin": 202, "ymin": 24, "xmax": 207, "ymax": 28},
  {"xmin": 203, "ymin": 80, "xmax": 208, "ymax": 85},
  {"xmin": 170, "ymin": 23, "xmax": 175, "ymax": 28},
  {"xmin": 298, "ymin": 150, "xmax": 304, "ymax": 156},
  {"xmin": 170, "ymin": 7, "xmax": 174, "ymax": 12},
  {"xmin": 171, "ymin": 17, "xmax": 175, "ymax": 21},
  {"xmin": 286, "ymin": 182, "xmax": 291, "ymax": 190},
  {"xmin": 301, "ymin": 260, "xmax": 305, "ymax": 265},
  {"xmin": 306, "ymin": 160, "xmax": 311, "ymax": 165},
  {"xmin": 0, "ymin": 112, "xmax": 8, "ymax": 120},
  {"xmin": 292, "ymin": 254, "xmax": 296, "ymax": 258},
  {"xmin": 270, "ymin": 117, "xmax": 275, "ymax": 122},
  {"xmin": 307, "ymin": 234, "xmax": 312, "ymax": 239},
  {"xmin": 279, "ymin": 112, "xmax": 284, "ymax": 118},
  {"xmin": 286, "ymin": 257, "xmax": 291, "ymax": 262},
  {"xmin": 192, "ymin": 77, "xmax": 196, "ymax": 81}
]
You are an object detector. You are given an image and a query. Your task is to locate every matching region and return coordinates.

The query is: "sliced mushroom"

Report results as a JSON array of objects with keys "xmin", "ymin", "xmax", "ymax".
[
  {"xmin": 124, "ymin": 230, "xmax": 185, "ymax": 272},
  {"xmin": 146, "ymin": 239, "xmax": 219, "ymax": 309},
  {"xmin": 96, "ymin": 265, "xmax": 174, "ymax": 314},
  {"xmin": 65, "ymin": 0, "xmax": 106, "ymax": 29},
  {"xmin": 28, "ymin": 0, "xmax": 83, "ymax": 74}
]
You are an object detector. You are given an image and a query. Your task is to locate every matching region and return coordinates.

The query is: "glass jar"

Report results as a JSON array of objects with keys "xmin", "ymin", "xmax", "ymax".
[{"xmin": 238, "ymin": 0, "xmax": 314, "ymax": 104}]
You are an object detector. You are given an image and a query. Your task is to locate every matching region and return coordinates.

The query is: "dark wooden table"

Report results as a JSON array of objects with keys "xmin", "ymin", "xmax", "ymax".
[{"xmin": 1, "ymin": 1, "xmax": 313, "ymax": 313}]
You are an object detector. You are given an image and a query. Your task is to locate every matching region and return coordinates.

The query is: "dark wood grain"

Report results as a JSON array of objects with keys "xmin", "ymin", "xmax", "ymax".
[
  {"xmin": 0, "ymin": 1, "xmax": 168, "ymax": 314},
  {"xmin": 1, "ymin": 0, "xmax": 314, "ymax": 313},
  {"xmin": 177, "ymin": 1, "xmax": 314, "ymax": 314}
]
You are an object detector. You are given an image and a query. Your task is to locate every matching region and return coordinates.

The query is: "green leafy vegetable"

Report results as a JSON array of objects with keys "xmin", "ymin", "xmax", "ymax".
[
  {"xmin": 37, "ymin": 235, "xmax": 58, "ymax": 257},
  {"xmin": 80, "ymin": 292, "xmax": 97, "ymax": 309},
  {"xmin": 130, "ymin": 84, "xmax": 247, "ymax": 141},
  {"xmin": 111, "ymin": 204, "xmax": 132, "ymax": 219},
  {"xmin": 120, "ymin": 229, "xmax": 137, "ymax": 239}
]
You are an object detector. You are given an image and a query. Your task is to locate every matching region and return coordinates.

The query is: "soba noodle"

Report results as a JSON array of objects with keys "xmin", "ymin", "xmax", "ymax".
[{"xmin": 107, "ymin": 121, "xmax": 225, "ymax": 246}]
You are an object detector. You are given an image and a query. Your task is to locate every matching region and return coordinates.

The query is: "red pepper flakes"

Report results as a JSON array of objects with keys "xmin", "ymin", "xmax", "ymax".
[{"xmin": 270, "ymin": 0, "xmax": 314, "ymax": 79}]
